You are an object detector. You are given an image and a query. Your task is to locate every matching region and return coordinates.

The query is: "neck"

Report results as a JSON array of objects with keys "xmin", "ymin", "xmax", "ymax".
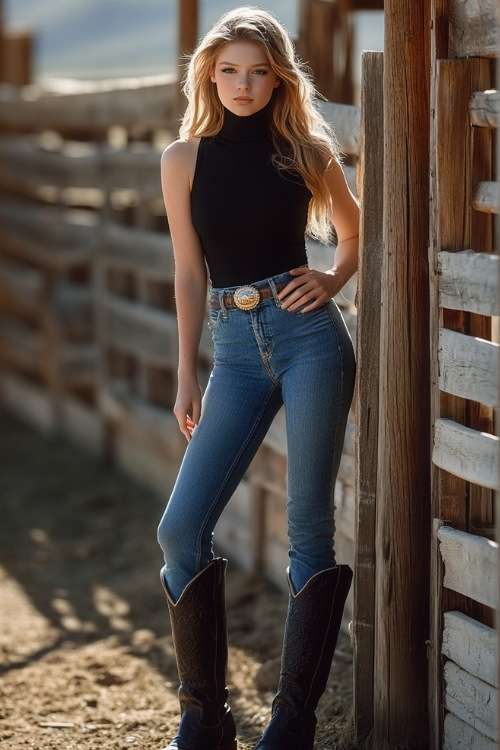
[{"xmin": 219, "ymin": 105, "xmax": 271, "ymax": 141}]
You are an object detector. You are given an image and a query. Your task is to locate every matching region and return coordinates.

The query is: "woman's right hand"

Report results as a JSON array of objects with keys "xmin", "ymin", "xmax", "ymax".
[{"xmin": 173, "ymin": 377, "xmax": 202, "ymax": 442}]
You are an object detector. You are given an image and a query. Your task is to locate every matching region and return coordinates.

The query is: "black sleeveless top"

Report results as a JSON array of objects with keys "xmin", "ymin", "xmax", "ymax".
[{"xmin": 191, "ymin": 105, "xmax": 312, "ymax": 288}]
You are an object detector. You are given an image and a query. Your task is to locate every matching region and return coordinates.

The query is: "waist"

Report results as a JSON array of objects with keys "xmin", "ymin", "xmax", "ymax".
[
  {"xmin": 210, "ymin": 282, "xmax": 288, "ymax": 310},
  {"xmin": 209, "ymin": 269, "xmax": 299, "ymax": 311}
]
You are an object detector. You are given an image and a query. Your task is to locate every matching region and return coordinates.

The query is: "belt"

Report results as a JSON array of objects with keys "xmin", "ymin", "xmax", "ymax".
[{"xmin": 210, "ymin": 282, "xmax": 288, "ymax": 311}]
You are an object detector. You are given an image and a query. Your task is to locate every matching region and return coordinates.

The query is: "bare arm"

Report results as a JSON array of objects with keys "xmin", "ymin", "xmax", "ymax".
[
  {"xmin": 279, "ymin": 159, "xmax": 359, "ymax": 312},
  {"xmin": 161, "ymin": 139, "xmax": 207, "ymax": 441}
]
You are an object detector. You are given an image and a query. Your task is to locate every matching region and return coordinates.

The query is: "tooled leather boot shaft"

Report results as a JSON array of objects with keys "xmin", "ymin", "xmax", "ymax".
[
  {"xmin": 255, "ymin": 564, "xmax": 353, "ymax": 750},
  {"xmin": 162, "ymin": 558, "xmax": 237, "ymax": 750}
]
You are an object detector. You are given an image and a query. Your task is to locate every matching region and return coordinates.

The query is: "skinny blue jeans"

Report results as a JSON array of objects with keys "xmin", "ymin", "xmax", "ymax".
[{"xmin": 157, "ymin": 270, "xmax": 355, "ymax": 601}]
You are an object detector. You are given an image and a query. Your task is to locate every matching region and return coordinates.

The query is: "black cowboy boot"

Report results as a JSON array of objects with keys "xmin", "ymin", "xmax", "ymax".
[
  {"xmin": 255, "ymin": 564, "xmax": 353, "ymax": 750},
  {"xmin": 161, "ymin": 558, "xmax": 237, "ymax": 750}
]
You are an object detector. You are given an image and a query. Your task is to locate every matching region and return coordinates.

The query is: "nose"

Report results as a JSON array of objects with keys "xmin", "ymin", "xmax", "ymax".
[{"xmin": 236, "ymin": 73, "xmax": 250, "ymax": 90}]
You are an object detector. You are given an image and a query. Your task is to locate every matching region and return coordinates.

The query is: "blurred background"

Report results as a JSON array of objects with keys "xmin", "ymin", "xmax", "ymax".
[{"xmin": 5, "ymin": 0, "xmax": 383, "ymax": 98}]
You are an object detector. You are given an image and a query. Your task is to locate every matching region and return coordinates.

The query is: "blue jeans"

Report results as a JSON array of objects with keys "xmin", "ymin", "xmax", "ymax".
[{"xmin": 157, "ymin": 270, "xmax": 355, "ymax": 601}]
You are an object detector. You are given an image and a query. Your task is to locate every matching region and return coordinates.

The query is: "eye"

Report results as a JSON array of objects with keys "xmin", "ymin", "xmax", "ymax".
[
  {"xmin": 253, "ymin": 69, "xmax": 268, "ymax": 75},
  {"xmin": 220, "ymin": 67, "xmax": 236, "ymax": 74}
]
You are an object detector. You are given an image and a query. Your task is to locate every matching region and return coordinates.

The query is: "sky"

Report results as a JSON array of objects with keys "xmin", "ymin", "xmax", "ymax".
[
  {"xmin": 5, "ymin": 1, "xmax": 383, "ymax": 83},
  {"xmin": 4, "ymin": 1, "xmax": 298, "ymax": 80}
]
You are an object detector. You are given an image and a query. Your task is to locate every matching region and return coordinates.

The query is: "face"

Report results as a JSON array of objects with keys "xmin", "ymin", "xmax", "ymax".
[{"xmin": 210, "ymin": 41, "xmax": 280, "ymax": 117}]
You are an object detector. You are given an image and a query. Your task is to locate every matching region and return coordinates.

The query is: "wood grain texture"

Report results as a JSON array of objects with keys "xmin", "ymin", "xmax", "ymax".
[
  {"xmin": 374, "ymin": 2, "xmax": 431, "ymax": 745},
  {"xmin": 433, "ymin": 418, "xmax": 499, "ymax": 491},
  {"xmin": 438, "ymin": 250, "xmax": 499, "ymax": 316},
  {"xmin": 442, "ymin": 610, "xmax": 497, "ymax": 687},
  {"xmin": 353, "ymin": 50, "xmax": 383, "ymax": 744},
  {"xmin": 438, "ymin": 525, "xmax": 499, "ymax": 608},
  {"xmin": 438, "ymin": 327, "xmax": 499, "ymax": 406}
]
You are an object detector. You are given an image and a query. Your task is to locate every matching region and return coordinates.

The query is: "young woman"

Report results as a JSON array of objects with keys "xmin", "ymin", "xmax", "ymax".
[{"xmin": 158, "ymin": 7, "xmax": 359, "ymax": 750}]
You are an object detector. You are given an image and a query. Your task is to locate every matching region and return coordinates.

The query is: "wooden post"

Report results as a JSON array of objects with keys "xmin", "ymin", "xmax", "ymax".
[
  {"xmin": 428, "ymin": 4, "xmax": 450, "ymax": 747},
  {"xmin": 497, "ymin": 55, "xmax": 500, "ymax": 750},
  {"xmin": 0, "ymin": 0, "xmax": 5, "ymax": 83},
  {"xmin": 373, "ymin": 1, "xmax": 431, "ymax": 747},
  {"xmin": 353, "ymin": 49, "xmax": 384, "ymax": 743},
  {"xmin": 177, "ymin": 0, "xmax": 198, "ymax": 114},
  {"xmin": 3, "ymin": 32, "xmax": 33, "ymax": 86},
  {"xmin": 178, "ymin": 0, "xmax": 198, "ymax": 58}
]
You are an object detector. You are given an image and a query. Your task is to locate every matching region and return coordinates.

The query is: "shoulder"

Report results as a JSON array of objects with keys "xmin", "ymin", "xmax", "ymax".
[{"xmin": 161, "ymin": 137, "xmax": 201, "ymax": 186}]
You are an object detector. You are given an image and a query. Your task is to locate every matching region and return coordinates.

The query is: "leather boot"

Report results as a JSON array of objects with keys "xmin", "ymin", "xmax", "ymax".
[
  {"xmin": 161, "ymin": 558, "xmax": 237, "ymax": 750},
  {"xmin": 255, "ymin": 564, "xmax": 353, "ymax": 750}
]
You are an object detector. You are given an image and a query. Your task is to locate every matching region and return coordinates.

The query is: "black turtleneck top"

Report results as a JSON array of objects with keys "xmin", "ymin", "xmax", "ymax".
[{"xmin": 191, "ymin": 106, "xmax": 312, "ymax": 288}]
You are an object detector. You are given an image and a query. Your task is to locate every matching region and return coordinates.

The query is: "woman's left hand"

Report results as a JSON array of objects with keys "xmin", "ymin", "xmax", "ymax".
[{"xmin": 278, "ymin": 266, "xmax": 344, "ymax": 313}]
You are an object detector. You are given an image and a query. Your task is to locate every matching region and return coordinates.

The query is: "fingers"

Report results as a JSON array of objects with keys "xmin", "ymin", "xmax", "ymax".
[
  {"xmin": 174, "ymin": 410, "xmax": 192, "ymax": 442},
  {"xmin": 174, "ymin": 384, "xmax": 202, "ymax": 442},
  {"xmin": 278, "ymin": 269, "xmax": 332, "ymax": 312},
  {"xmin": 174, "ymin": 405, "xmax": 200, "ymax": 442},
  {"xmin": 186, "ymin": 417, "xmax": 196, "ymax": 439}
]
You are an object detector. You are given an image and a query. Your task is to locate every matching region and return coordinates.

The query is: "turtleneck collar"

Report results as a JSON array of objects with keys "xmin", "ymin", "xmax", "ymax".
[{"xmin": 218, "ymin": 104, "xmax": 271, "ymax": 141}]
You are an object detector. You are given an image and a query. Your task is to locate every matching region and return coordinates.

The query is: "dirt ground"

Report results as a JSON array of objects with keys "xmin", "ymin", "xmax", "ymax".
[{"xmin": 0, "ymin": 411, "xmax": 356, "ymax": 750}]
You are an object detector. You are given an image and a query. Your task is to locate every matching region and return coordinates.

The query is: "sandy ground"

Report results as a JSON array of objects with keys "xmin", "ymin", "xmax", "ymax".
[{"xmin": 0, "ymin": 411, "xmax": 356, "ymax": 750}]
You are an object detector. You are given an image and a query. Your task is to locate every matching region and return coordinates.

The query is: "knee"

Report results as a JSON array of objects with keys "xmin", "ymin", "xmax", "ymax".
[{"xmin": 157, "ymin": 510, "xmax": 183, "ymax": 563}]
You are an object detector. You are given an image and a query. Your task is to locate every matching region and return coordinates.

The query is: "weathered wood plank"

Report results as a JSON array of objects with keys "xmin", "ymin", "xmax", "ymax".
[
  {"xmin": 0, "ymin": 136, "xmax": 102, "ymax": 192},
  {"xmin": 443, "ymin": 660, "xmax": 497, "ymax": 741},
  {"xmin": 0, "ymin": 370, "xmax": 56, "ymax": 434},
  {"xmin": 437, "ymin": 525, "xmax": 498, "ymax": 608},
  {"xmin": 429, "ymin": 46, "xmax": 465, "ymax": 749},
  {"xmin": 443, "ymin": 611, "xmax": 497, "ymax": 688},
  {"xmin": 433, "ymin": 418, "xmax": 499, "ymax": 491},
  {"xmin": 53, "ymin": 282, "xmax": 93, "ymax": 339},
  {"xmin": 103, "ymin": 148, "xmax": 162, "ymax": 198},
  {"xmin": 0, "ymin": 258, "xmax": 44, "ymax": 315},
  {"xmin": 0, "ymin": 315, "xmax": 43, "ymax": 371},
  {"xmin": 247, "ymin": 445, "xmax": 287, "ymax": 497},
  {"xmin": 0, "ymin": 136, "xmax": 163, "ymax": 200},
  {"xmin": 316, "ymin": 101, "xmax": 360, "ymax": 156},
  {"xmin": 473, "ymin": 181, "xmax": 499, "ymax": 214},
  {"xmin": 470, "ymin": 90, "xmax": 499, "ymax": 128},
  {"xmin": 444, "ymin": 712, "xmax": 497, "ymax": 750},
  {"xmin": 438, "ymin": 328, "xmax": 499, "ymax": 406},
  {"xmin": 0, "ymin": 74, "xmax": 178, "ymax": 133},
  {"xmin": 438, "ymin": 250, "xmax": 499, "ymax": 316},
  {"xmin": 102, "ymin": 223, "xmax": 174, "ymax": 279},
  {"xmin": 449, "ymin": 0, "xmax": 499, "ymax": 58},
  {"xmin": 374, "ymin": 0, "xmax": 431, "ymax": 743},
  {"xmin": 353, "ymin": 51, "xmax": 383, "ymax": 743},
  {"xmin": 215, "ymin": 482, "xmax": 256, "ymax": 576},
  {"xmin": 0, "ymin": 199, "xmax": 99, "ymax": 268},
  {"xmin": 103, "ymin": 294, "xmax": 178, "ymax": 368}
]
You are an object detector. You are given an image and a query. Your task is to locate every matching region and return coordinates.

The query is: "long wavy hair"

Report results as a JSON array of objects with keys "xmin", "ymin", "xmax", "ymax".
[{"xmin": 179, "ymin": 6, "xmax": 341, "ymax": 243}]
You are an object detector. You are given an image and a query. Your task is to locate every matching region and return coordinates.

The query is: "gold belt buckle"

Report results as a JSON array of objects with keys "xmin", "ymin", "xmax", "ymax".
[{"xmin": 233, "ymin": 285, "xmax": 261, "ymax": 310}]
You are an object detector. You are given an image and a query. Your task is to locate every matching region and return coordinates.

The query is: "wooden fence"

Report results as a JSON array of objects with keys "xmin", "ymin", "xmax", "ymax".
[
  {"xmin": 0, "ymin": 75, "xmax": 361, "ymax": 610},
  {"xmin": 352, "ymin": 1, "xmax": 499, "ymax": 746},
  {"xmin": 428, "ymin": 4, "xmax": 499, "ymax": 744}
]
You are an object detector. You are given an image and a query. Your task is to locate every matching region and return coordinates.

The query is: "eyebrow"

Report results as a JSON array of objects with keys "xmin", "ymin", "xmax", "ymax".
[{"xmin": 216, "ymin": 60, "xmax": 271, "ymax": 67}]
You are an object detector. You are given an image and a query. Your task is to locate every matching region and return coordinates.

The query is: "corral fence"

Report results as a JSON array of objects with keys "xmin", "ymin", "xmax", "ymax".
[
  {"xmin": 0, "ymin": 75, "xmax": 360, "ymax": 618},
  {"xmin": 351, "ymin": 2, "xmax": 499, "ymax": 747}
]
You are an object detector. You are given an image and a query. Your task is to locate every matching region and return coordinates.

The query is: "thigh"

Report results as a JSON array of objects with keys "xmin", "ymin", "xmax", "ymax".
[
  {"xmin": 158, "ymin": 360, "xmax": 283, "ymax": 572},
  {"xmin": 176, "ymin": 363, "xmax": 282, "ymax": 503},
  {"xmin": 282, "ymin": 301, "xmax": 355, "ymax": 501}
]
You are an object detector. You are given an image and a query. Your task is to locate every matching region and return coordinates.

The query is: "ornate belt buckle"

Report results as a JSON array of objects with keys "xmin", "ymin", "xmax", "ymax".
[{"xmin": 233, "ymin": 285, "xmax": 261, "ymax": 310}]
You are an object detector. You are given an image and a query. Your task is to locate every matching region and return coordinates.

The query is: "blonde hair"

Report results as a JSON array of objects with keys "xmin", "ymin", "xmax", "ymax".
[{"xmin": 180, "ymin": 5, "xmax": 341, "ymax": 243}]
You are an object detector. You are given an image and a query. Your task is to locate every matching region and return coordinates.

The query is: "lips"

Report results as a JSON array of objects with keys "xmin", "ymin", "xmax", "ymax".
[{"xmin": 234, "ymin": 97, "xmax": 253, "ymax": 103}]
